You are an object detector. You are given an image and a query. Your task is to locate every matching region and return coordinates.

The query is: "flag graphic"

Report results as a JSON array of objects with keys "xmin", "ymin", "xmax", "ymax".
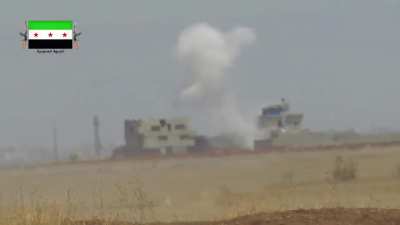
[{"xmin": 27, "ymin": 20, "xmax": 73, "ymax": 49}]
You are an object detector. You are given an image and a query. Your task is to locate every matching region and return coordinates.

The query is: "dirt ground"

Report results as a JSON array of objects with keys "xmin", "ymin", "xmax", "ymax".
[
  {"xmin": 72, "ymin": 208, "xmax": 400, "ymax": 225},
  {"xmin": 3, "ymin": 146, "xmax": 400, "ymax": 223}
]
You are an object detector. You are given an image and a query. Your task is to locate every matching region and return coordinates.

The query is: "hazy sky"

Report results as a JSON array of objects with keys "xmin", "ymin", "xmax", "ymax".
[{"xmin": 0, "ymin": 0, "xmax": 400, "ymax": 149}]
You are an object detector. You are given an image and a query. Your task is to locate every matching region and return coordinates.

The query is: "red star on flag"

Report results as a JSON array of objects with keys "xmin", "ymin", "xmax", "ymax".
[
  {"xmin": 48, "ymin": 32, "xmax": 53, "ymax": 37},
  {"xmin": 34, "ymin": 33, "xmax": 38, "ymax": 37},
  {"xmin": 62, "ymin": 32, "xmax": 67, "ymax": 37}
]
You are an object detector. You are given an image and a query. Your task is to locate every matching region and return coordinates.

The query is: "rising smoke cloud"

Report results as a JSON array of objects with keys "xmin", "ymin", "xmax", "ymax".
[{"xmin": 176, "ymin": 23, "xmax": 257, "ymax": 149}]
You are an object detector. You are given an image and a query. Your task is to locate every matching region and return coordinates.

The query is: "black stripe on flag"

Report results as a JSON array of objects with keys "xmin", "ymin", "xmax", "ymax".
[{"xmin": 28, "ymin": 40, "xmax": 73, "ymax": 49}]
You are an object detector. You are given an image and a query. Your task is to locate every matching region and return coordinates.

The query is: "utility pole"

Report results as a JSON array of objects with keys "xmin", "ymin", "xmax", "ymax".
[
  {"xmin": 93, "ymin": 115, "xmax": 102, "ymax": 157},
  {"xmin": 53, "ymin": 125, "xmax": 59, "ymax": 161}
]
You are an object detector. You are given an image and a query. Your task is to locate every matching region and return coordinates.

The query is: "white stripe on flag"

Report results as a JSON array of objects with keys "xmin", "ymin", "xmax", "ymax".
[{"xmin": 28, "ymin": 30, "xmax": 73, "ymax": 40}]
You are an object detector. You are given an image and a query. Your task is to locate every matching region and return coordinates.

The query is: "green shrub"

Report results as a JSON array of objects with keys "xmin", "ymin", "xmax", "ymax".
[
  {"xmin": 332, "ymin": 156, "xmax": 357, "ymax": 182},
  {"xmin": 281, "ymin": 170, "xmax": 294, "ymax": 185},
  {"xmin": 68, "ymin": 153, "xmax": 79, "ymax": 162},
  {"xmin": 394, "ymin": 163, "xmax": 400, "ymax": 178}
]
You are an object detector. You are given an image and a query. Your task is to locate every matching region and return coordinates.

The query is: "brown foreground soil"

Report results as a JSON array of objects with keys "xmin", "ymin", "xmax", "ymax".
[{"xmin": 69, "ymin": 208, "xmax": 400, "ymax": 225}]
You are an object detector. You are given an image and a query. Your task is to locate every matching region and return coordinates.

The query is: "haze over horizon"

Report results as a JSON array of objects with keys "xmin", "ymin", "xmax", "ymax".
[{"xmin": 0, "ymin": 0, "xmax": 399, "ymax": 149}]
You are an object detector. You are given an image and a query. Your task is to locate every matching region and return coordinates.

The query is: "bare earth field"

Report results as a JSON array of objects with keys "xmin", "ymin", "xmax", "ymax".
[
  {"xmin": 2, "ymin": 146, "xmax": 400, "ymax": 224},
  {"xmin": 71, "ymin": 208, "xmax": 400, "ymax": 225}
]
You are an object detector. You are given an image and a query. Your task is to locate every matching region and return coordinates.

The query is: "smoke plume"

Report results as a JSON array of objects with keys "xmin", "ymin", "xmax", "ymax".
[{"xmin": 176, "ymin": 23, "xmax": 257, "ymax": 149}]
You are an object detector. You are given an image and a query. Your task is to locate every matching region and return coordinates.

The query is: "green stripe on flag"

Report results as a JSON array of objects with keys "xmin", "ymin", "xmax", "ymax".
[{"xmin": 28, "ymin": 20, "xmax": 73, "ymax": 30}]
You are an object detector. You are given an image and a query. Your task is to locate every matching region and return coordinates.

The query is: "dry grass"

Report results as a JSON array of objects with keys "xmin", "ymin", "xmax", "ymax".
[{"xmin": 0, "ymin": 146, "xmax": 400, "ymax": 223}]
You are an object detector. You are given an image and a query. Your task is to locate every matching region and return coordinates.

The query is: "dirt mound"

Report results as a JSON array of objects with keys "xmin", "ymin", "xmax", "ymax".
[
  {"xmin": 229, "ymin": 208, "xmax": 400, "ymax": 225},
  {"xmin": 70, "ymin": 208, "xmax": 400, "ymax": 225}
]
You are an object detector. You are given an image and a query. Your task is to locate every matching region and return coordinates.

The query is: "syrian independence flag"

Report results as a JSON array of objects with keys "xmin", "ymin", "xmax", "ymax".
[{"xmin": 27, "ymin": 20, "xmax": 73, "ymax": 49}]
